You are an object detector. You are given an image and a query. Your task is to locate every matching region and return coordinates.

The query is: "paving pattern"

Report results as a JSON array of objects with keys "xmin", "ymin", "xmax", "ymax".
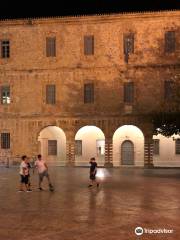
[{"xmin": 0, "ymin": 167, "xmax": 180, "ymax": 240}]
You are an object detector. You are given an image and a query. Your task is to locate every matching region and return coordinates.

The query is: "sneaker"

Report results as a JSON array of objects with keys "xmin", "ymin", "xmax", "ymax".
[
  {"xmin": 26, "ymin": 189, "xmax": 32, "ymax": 192},
  {"xmin": 18, "ymin": 190, "xmax": 24, "ymax": 192},
  {"xmin": 88, "ymin": 184, "xmax": 93, "ymax": 188},
  {"xmin": 49, "ymin": 184, "xmax": 54, "ymax": 191},
  {"xmin": 38, "ymin": 187, "xmax": 44, "ymax": 191}
]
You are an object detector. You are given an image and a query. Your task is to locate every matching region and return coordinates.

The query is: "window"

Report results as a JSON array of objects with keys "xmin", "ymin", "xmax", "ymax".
[
  {"xmin": 1, "ymin": 40, "xmax": 10, "ymax": 58},
  {"xmin": 175, "ymin": 139, "xmax": 180, "ymax": 155},
  {"xmin": 124, "ymin": 82, "xmax": 134, "ymax": 103},
  {"xmin": 124, "ymin": 33, "xmax": 134, "ymax": 63},
  {"xmin": 164, "ymin": 80, "xmax": 173, "ymax": 100},
  {"xmin": 1, "ymin": 86, "xmax": 10, "ymax": 104},
  {"xmin": 153, "ymin": 139, "xmax": 160, "ymax": 155},
  {"xmin": 46, "ymin": 85, "xmax": 56, "ymax": 104},
  {"xmin": 165, "ymin": 31, "xmax": 175, "ymax": 53},
  {"xmin": 48, "ymin": 140, "xmax": 57, "ymax": 155},
  {"xmin": 96, "ymin": 140, "xmax": 105, "ymax": 156},
  {"xmin": 75, "ymin": 140, "xmax": 82, "ymax": 156},
  {"xmin": 1, "ymin": 133, "xmax": 10, "ymax": 149},
  {"xmin": 84, "ymin": 35, "xmax": 94, "ymax": 55},
  {"xmin": 46, "ymin": 37, "xmax": 56, "ymax": 57},
  {"xmin": 84, "ymin": 83, "xmax": 94, "ymax": 103}
]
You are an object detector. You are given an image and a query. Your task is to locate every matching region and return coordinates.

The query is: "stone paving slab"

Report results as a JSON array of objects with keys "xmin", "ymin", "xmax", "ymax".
[{"xmin": 0, "ymin": 167, "xmax": 180, "ymax": 240}]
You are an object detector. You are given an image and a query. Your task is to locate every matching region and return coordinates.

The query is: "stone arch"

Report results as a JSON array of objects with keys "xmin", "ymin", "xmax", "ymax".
[
  {"xmin": 113, "ymin": 125, "xmax": 144, "ymax": 167},
  {"xmin": 74, "ymin": 125, "xmax": 105, "ymax": 166},
  {"xmin": 37, "ymin": 125, "xmax": 66, "ymax": 166}
]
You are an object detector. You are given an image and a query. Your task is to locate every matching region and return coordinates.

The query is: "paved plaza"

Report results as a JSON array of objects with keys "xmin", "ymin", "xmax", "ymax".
[{"xmin": 0, "ymin": 167, "xmax": 180, "ymax": 240}]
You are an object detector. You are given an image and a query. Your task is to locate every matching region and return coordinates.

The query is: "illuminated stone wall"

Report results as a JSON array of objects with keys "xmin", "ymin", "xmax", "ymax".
[{"xmin": 0, "ymin": 11, "xmax": 179, "ymax": 166}]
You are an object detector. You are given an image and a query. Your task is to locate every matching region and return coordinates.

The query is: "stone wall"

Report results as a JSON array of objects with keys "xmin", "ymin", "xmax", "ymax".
[{"xmin": 0, "ymin": 11, "xmax": 179, "ymax": 165}]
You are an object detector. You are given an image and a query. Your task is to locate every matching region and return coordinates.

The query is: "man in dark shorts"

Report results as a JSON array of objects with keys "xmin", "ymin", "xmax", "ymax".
[
  {"xmin": 18, "ymin": 155, "xmax": 32, "ymax": 192},
  {"xmin": 88, "ymin": 157, "xmax": 99, "ymax": 188}
]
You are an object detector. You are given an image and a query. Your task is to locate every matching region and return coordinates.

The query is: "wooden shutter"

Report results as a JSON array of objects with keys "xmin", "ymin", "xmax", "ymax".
[
  {"xmin": 175, "ymin": 139, "xmax": 180, "ymax": 154},
  {"xmin": 1, "ymin": 133, "xmax": 10, "ymax": 149},
  {"xmin": 48, "ymin": 140, "xmax": 57, "ymax": 155},
  {"xmin": 84, "ymin": 83, "xmax": 94, "ymax": 103},
  {"xmin": 46, "ymin": 85, "xmax": 56, "ymax": 104},
  {"xmin": 1, "ymin": 40, "xmax": 10, "ymax": 58},
  {"xmin": 46, "ymin": 37, "xmax": 56, "ymax": 57},
  {"xmin": 124, "ymin": 82, "xmax": 134, "ymax": 103},
  {"xmin": 165, "ymin": 31, "xmax": 175, "ymax": 53},
  {"xmin": 124, "ymin": 34, "xmax": 134, "ymax": 55},
  {"xmin": 153, "ymin": 139, "xmax": 160, "ymax": 155},
  {"xmin": 84, "ymin": 35, "xmax": 94, "ymax": 55},
  {"xmin": 75, "ymin": 140, "xmax": 82, "ymax": 156}
]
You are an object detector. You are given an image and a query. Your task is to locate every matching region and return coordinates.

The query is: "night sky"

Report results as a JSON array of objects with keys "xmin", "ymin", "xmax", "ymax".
[{"xmin": 0, "ymin": 0, "xmax": 179, "ymax": 19}]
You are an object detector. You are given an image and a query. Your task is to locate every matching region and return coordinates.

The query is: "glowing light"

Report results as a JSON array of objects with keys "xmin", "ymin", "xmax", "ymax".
[{"xmin": 96, "ymin": 168, "xmax": 111, "ymax": 180}]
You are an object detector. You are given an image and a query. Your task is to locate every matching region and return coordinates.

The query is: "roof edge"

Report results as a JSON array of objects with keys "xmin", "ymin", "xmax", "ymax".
[{"xmin": 0, "ymin": 9, "xmax": 179, "ymax": 23}]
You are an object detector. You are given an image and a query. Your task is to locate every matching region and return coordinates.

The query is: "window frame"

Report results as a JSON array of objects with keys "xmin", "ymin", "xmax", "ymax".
[
  {"xmin": 175, "ymin": 139, "xmax": 180, "ymax": 155},
  {"xmin": 46, "ymin": 37, "xmax": 56, "ymax": 57},
  {"xmin": 46, "ymin": 84, "xmax": 56, "ymax": 105},
  {"xmin": 1, "ymin": 132, "xmax": 10, "ymax": 149},
  {"xmin": 153, "ymin": 139, "xmax": 160, "ymax": 155},
  {"xmin": 124, "ymin": 82, "xmax": 134, "ymax": 104},
  {"xmin": 164, "ymin": 31, "xmax": 175, "ymax": 54},
  {"xmin": 84, "ymin": 83, "xmax": 94, "ymax": 104},
  {"xmin": 75, "ymin": 140, "xmax": 82, "ymax": 156},
  {"xmin": 48, "ymin": 140, "xmax": 57, "ymax": 156},
  {"xmin": 1, "ymin": 85, "xmax": 10, "ymax": 105},
  {"xmin": 84, "ymin": 35, "xmax": 94, "ymax": 55},
  {"xmin": 1, "ymin": 40, "xmax": 10, "ymax": 58}
]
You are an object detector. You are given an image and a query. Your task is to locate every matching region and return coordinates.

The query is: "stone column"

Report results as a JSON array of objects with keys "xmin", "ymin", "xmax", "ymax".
[
  {"xmin": 144, "ymin": 135, "xmax": 154, "ymax": 168},
  {"xmin": 66, "ymin": 140, "xmax": 75, "ymax": 167},
  {"xmin": 104, "ymin": 138, "xmax": 113, "ymax": 167}
]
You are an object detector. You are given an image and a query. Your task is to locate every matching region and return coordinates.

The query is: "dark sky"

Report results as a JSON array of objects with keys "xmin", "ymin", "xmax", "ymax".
[{"xmin": 0, "ymin": 0, "xmax": 179, "ymax": 19}]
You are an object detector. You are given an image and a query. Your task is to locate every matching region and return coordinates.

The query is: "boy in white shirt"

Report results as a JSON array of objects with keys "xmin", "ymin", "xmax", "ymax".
[{"xmin": 19, "ymin": 155, "xmax": 32, "ymax": 192}]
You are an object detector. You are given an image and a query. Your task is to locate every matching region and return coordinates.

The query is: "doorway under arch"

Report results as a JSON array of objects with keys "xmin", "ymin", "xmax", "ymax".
[
  {"xmin": 121, "ymin": 140, "xmax": 134, "ymax": 165},
  {"xmin": 113, "ymin": 125, "xmax": 144, "ymax": 167},
  {"xmin": 38, "ymin": 126, "xmax": 66, "ymax": 166},
  {"xmin": 75, "ymin": 125, "xmax": 105, "ymax": 166}
]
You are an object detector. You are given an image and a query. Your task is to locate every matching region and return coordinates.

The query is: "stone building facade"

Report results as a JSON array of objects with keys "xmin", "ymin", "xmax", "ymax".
[{"xmin": 0, "ymin": 10, "xmax": 179, "ymax": 167}]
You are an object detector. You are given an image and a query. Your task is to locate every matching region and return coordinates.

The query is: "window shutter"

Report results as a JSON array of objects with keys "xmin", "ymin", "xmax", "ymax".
[
  {"xmin": 75, "ymin": 140, "xmax": 82, "ymax": 156},
  {"xmin": 165, "ymin": 31, "xmax": 175, "ymax": 53},
  {"xmin": 124, "ymin": 34, "xmax": 134, "ymax": 55},
  {"xmin": 153, "ymin": 139, "xmax": 160, "ymax": 155},
  {"xmin": 48, "ymin": 140, "xmax": 57, "ymax": 155},
  {"xmin": 1, "ymin": 133, "xmax": 10, "ymax": 149},
  {"xmin": 124, "ymin": 82, "xmax": 134, "ymax": 103},
  {"xmin": 46, "ymin": 85, "xmax": 56, "ymax": 104},
  {"xmin": 84, "ymin": 35, "xmax": 94, "ymax": 55},
  {"xmin": 46, "ymin": 37, "xmax": 56, "ymax": 57},
  {"xmin": 84, "ymin": 83, "xmax": 94, "ymax": 103},
  {"xmin": 1, "ymin": 40, "xmax": 10, "ymax": 58},
  {"xmin": 175, "ymin": 139, "xmax": 180, "ymax": 155}
]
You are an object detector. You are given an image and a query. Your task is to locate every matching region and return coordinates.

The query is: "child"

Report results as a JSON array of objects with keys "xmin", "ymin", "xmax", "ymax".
[
  {"xmin": 26, "ymin": 157, "xmax": 32, "ymax": 190},
  {"xmin": 88, "ymin": 157, "xmax": 99, "ymax": 188},
  {"xmin": 19, "ymin": 155, "xmax": 32, "ymax": 192}
]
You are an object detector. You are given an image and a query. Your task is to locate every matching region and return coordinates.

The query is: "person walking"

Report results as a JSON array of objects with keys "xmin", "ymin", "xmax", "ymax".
[
  {"xmin": 88, "ymin": 157, "xmax": 99, "ymax": 188},
  {"xmin": 26, "ymin": 157, "xmax": 32, "ymax": 190},
  {"xmin": 19, "ymin": 155, "xmax": 32, "ymax": 192},
  {"xmin": 34, "ymin": 154, "xmax": 54, "ymax": 191}
]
